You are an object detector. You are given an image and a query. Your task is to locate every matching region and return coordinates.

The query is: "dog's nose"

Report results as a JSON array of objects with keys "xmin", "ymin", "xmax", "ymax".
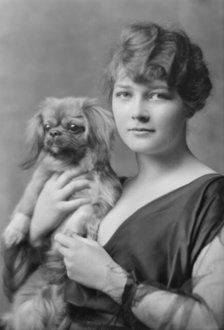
[{"xmin": 49, "ymin": 130, "xmax": 62, "ymax": 137}]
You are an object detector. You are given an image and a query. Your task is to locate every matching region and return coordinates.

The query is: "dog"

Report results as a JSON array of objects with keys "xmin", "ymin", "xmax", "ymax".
[{"xmin": 1, "ymin": 97, "xmax": 121, "ymax": 330}]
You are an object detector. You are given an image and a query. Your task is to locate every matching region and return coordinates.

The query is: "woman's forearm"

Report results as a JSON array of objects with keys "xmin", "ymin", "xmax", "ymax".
[
  {"xmin": 104, "ymin": 268, "xmax": 220, "ymax": 330},
  {"xmin": 104, "ymin": 230, "xmax": 224, "ymax": 330},
  {"xmin": 130, "ymin": 284, "xmax": 219, "ymax": 330}
]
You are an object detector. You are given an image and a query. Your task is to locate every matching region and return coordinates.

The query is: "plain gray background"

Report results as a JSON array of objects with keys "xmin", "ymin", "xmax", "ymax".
[{"xmin": 0, "ymin": 0, "xmax": 223, "ymax": 315}]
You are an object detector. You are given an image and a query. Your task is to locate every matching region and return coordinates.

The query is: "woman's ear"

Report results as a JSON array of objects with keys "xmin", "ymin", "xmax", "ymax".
[
  {"xmin": 21, "ymin": 111, "xmax": 44, "ymax": 169},
  {"xmin": 82, "ymin": 98, "xmax": 115, "ymax": 166}
]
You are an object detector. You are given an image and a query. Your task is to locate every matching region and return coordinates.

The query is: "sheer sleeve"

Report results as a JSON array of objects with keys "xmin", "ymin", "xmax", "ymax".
[{"xmin": 121, "ymin": 226, "xmax": 224, "ymax": 330}]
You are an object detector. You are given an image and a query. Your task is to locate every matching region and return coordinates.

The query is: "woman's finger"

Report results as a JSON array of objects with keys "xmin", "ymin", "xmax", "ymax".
[
  {"xmin": 44, "ymin": 172, "xmax": 60, "ymax": 185},
  {"xmin": 56, "ymin": 169, "xmax": 87, "ymax": 188},
  {"xmin": 55, "ymin": 233, "xmax": 79, "ymax": 248},
  {"xmin": 60, "ymin": 197, "xmax": 91, "ymax": 213},
  {"xmin": 56, "ymin": 243, "xmax": 69, "ymax": 256},
  {"xmin": 73, "ymin": 235, "xmax": 99, "ymax": 246},
  {"xmin": 59, "ymin": 179, "xmax": 90, "ymax": 199}
]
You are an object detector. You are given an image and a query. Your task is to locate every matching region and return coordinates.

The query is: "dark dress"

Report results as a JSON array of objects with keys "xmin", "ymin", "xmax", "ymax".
[{"xmin": 67, "ymin": 174, "xmax": 224, "ymax": 329}]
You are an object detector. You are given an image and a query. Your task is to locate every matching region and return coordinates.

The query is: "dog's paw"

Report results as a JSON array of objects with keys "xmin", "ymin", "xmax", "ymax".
[
  {"xmin": 2, "ymin": 227, "xmax": 24, "ymax": 247},
  {"xmin": 2, "ymin": 213, "xmax": 30, "ymax": 247}
]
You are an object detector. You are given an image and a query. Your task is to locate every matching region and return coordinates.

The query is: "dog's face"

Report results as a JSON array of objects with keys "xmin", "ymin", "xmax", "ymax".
[
  {"xmin": 22, "ymin": 97, "xmax": 114, "ymax": 168},
  {"xmin": 41, "ymin": 98, "xmax": 88, "ymax": 157}
]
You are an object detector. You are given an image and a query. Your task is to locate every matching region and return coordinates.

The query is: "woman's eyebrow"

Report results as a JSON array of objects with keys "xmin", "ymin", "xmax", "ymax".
[
  {"xmin": 147, "ymin": 86, "xmax": 170, "ymax": 92},
  {"xmin": 114, "ymin": 83, "xmax": 132, "ymax": 88}
]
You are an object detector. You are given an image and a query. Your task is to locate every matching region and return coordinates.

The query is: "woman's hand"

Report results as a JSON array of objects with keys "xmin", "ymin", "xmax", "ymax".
[
  {"xmin": 29, "ymin": 169, "xmax": 91, "ymax": 246},
  {"xmin": 55, "ymin": 233, "xmax": 127, "ymax": 303}
]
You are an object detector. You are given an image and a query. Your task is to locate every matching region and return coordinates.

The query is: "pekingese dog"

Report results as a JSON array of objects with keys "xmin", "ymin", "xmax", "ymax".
[{"xmin": 1, "ymin": 97, "xmax": 121, "ymax": 330}]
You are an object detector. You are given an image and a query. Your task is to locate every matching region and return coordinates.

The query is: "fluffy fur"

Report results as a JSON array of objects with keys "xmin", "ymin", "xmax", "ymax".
[{"xmin": 1, "ymin": 97, "xmax": 121, "ymax": 330}]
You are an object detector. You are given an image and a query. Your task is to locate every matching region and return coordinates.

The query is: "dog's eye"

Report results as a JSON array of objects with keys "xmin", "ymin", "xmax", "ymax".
[
  {"xmin": 69, "ymin": 124, "xmax": 85, "ymax": 134},
  {"xmin": 44, "ymin": 123, "xmax": 51, "ymax": 131}
]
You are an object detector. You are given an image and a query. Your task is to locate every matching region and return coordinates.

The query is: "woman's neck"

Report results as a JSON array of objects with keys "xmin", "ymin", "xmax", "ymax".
[{"xmin": 134, "ymin": 145, "xmax": 196, "ymax": 183}]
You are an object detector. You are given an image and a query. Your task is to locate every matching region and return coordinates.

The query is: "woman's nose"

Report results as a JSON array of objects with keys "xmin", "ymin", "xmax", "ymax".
[
  {"xmin": 131, "ymin": 99, "xmax": 150, "ymax": 123},
  {"xmin": 131, "ymin": 115, "xmax": 149, "ymax": 123}
]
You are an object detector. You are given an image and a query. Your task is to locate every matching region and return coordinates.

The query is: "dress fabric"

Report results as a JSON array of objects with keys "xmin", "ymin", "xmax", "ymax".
[{"xmin": 67, "ymin": 174, "xmax": 224, "ymax": 329}]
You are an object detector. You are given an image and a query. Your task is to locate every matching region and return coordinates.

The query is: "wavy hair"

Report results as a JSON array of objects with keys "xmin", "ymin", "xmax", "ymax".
[{"xmin": 104, "ymin": 22, "xmax": 212, "ymax": 117}]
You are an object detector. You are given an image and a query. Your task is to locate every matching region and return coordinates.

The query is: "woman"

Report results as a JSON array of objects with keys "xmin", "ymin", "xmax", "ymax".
[{"xmin": 30, "ymin": 23, "xmax": 224, "ymax": 329}]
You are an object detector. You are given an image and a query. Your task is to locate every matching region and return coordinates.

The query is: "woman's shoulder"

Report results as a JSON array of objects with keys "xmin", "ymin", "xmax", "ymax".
[
  {"xmin": 176, "ymin": 159, "xmax": 224, "ymax": 198},
  {"xmin": 183, "ymin": 172, "xmax": 224, "ymax": 210},
  {"xmin": 189, "ymin": 173, "xmax": 224, "ymax": 267},
  {"xmin": 200, "ymin": 172, "xmax": 224, "ymax": 196}
]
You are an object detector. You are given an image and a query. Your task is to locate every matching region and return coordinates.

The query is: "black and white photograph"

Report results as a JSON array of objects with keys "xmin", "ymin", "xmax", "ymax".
[{"xmin": 0, "ymin": 1, "xmax": 223, "ymax": 329}]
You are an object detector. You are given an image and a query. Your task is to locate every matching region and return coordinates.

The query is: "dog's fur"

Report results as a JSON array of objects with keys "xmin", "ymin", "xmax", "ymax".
[{"xmin": 1, "ymin": 97, "xmax": 121, "ymax": 330}]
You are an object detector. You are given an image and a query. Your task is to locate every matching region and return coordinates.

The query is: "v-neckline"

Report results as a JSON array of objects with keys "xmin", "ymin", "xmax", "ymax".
[{"xmin": 101, "ymin": 173, "xmax": 222, "ymax": 249}]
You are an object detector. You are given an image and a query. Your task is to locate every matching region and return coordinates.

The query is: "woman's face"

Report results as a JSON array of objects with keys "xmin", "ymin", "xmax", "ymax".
[{"xmin": 112, "ymin": 72, "xmax": 187, "ymax": 157}]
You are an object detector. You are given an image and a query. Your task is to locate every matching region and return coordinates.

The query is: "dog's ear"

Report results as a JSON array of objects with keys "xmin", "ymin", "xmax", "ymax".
[
  {"xmin": 21, "ymin": 110, "xmax": 44, "ymax": 169},
  {"xmin": 82, "ymin": 98, "xmax": 115, "ymax": 166}
]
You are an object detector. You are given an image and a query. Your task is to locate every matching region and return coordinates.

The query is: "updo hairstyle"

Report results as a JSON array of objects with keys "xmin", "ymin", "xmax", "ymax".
[{"xmin": 104, "ymin": 22, "xmax": 212, "ymax": 117}]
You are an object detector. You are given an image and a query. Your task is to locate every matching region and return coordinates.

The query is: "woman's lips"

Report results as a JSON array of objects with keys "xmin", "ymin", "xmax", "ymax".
[
  {"xmin": 128, "ymin": 128, "xmax": 155, "ymax": 132},
  {"xmin": 128, "ymin": 128, "xmax": 156, "ymax": 136}
]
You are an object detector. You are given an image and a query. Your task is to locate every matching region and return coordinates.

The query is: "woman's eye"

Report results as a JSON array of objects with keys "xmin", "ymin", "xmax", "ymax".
[
  {"xmin": 115, "ymin": 91, "xmax": 132, "ymax": 99},
  {"xmin": 147, "ymin": 92, "xmax": 171, "ymax": 101}
]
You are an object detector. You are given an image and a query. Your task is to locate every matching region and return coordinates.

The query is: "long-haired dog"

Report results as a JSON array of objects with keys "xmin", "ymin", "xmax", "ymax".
[{"xmin": 1, "ymin": 97, "xmax": 121, "ymax": 330}]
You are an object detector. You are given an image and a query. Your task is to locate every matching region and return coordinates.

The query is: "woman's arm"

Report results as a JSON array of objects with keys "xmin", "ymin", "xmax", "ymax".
[
  {"xmin": 120, "ymin": 226, "xmax": 224, "ymax": 330},
  {"xmin": 55, "ymin": 226, "xmax": 224, "ymax": 330}
]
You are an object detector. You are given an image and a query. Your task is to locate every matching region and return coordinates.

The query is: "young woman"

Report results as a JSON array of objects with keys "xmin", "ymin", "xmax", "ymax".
[{"xmin": 30, "ymin": 23, "xmax": 224, "ymax": 329}]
